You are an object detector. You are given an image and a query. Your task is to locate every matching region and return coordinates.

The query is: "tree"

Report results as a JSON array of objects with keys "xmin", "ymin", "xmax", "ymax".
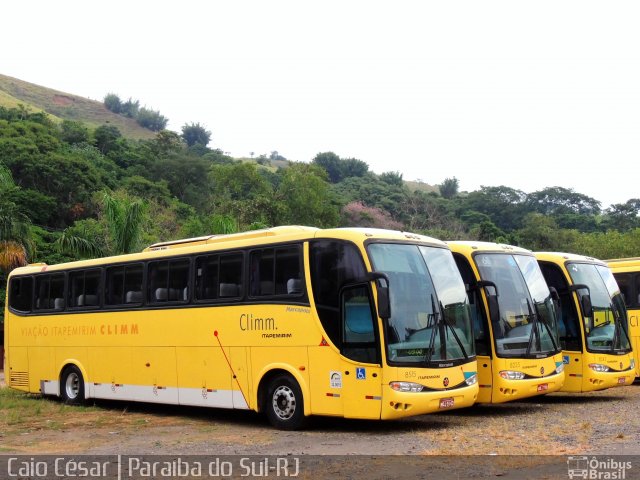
[
  {"xmin": 60, "ymin": 120, "xmax": 90, "ymax": 145},
  {"xmin": 602, "ymin": 199, "xmax": 640, "ymax": 232},
  {"xmin": 149, "ymin": 130, "xmax": 183, "ymax": 156},
  {"xmin": 379, "ymin": 171, "xmax": 404, "ymax": 187},
  {"xmin": 181, "ymin": 122, "xmax": 211, "ymax": 147},
  {"xmin": 341, "ymin": 201, "xmax": 403, "ymax": 230},
  {"xmin": 276, "ymin": 163, "xmax": 339, "ymax": 227},
  {"xmin": 56, "ymin": 191, "xmax": 146, "ymax": 258},
  {"xmin": 209, "ymin": 161, "xmax": 276, "ymax": 226},
  {"xmin": 269, "ymin": 151, "xmax": 286, "ymax": 161},
  {"xmin": 103, "ymin": 93, "xmax": 122, "ymax": 114},
  {"xmin": 120, "ymin": 98, "xmax": 140, "ymax": 118},
  {"xmin": 341, "ymin": 158, "xmax": 369, "ymax": 178},
  {"xmin": 94, "ymin": 125, "xmax": 122, "ymax": 155},
  {"xmin": 460, "ymin": 186, "xmax": 528, "ymax": 232},
  {"xmin": 102, "ymin": 191, "xmax": 146, "ymax": 254},
  {"xmin": 0, "ymin": 164, "xmax": 32, "ymax": 272},
  {"xmin": 439, "ymin": 177, "xmax": 459, "ymax": 199},
  {"xmin": 312, "ymin": 152, "xmax": 342, "ymax": 183},
  {"xmin": 527, "ymin": 186, "xmax": 601, "ymax": 216},
  {"xmin": 136, "ymin": 107, "xmax": 168, "ymax": 132}
]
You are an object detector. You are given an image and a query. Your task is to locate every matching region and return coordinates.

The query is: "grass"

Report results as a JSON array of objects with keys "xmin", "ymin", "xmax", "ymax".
[{"xmin": 0, "ymin": 73, "xmax": 156, "ymax": 140}]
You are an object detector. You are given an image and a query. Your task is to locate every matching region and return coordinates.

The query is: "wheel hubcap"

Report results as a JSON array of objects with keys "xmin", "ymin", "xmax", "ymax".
[
  {"xmin": 65, "ymin": 372, "xmax": 79, "ymax": 399},
  {"xmin": 272, "ymin": 385, "xmax": 296, "ymax": 420}
]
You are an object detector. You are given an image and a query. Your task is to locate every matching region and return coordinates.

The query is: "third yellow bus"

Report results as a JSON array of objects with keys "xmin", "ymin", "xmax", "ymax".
[{"xmin": 536, "ymin": 252, "xmax": 635, "ymax": 392}]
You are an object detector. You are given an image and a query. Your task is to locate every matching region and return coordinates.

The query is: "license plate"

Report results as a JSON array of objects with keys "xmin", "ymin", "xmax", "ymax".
[
  {"xmin": 618, "ymin": 377, "xmax": 626, "ymax": 384},
  {"xmin": 537, "ymin": 383, "xmax": 548, "ymax": 392},
  {"xmin": 439, "ymin": 398, "xmax": 454, "ymax": 409}
]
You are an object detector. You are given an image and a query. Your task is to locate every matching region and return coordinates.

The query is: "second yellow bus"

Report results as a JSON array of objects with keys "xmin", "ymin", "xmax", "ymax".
[{"xmin": 448, "ymin": 242, "xmax": 565, "ymax": 403}]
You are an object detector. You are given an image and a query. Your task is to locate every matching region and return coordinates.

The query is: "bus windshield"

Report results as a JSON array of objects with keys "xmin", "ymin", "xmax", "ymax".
[
  {"xmin": 475, "ymin": 253, "xmax": 561, "ymax": 358},
  {"xmin": 566, "ymin": 263, "xmax": 632, "ymax": 353},
  {"xmin": 367, "ymin": 243, "xmax": 475, "ymax": 367}
]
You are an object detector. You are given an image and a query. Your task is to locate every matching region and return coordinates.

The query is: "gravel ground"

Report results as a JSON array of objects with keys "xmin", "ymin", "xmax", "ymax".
[{"xmin": 2, "ymin": 372, "xmax": 640, "ymax": 479}]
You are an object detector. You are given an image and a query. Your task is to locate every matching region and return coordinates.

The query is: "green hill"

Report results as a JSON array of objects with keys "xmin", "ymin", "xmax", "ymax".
[{"xmin": 0, "ymin": 74, "xmax": 155, "ymax": 140}]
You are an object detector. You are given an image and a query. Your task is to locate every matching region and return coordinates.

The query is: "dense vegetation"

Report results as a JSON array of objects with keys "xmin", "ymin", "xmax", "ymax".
[
  {"xmin": 1, "ymin": 105, "xmax": 640, "ymax": 323},
  {"xmin": 103, "ymin": 93, "xmax": 168, "ymax": 132}
]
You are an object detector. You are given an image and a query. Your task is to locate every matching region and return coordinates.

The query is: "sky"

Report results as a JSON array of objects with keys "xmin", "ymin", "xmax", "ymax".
[{"xmin": 2, "ymin": 1, "xmax": 640, "ymax": 209}]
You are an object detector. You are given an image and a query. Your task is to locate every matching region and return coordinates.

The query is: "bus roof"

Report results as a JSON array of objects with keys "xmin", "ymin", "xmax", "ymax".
[
  {"xmin": 446, "ymin": 240, "xmax": 531, "ymax": 256},
  {"xmin": 144, "ymin": 226, "xmax": 319, "ymax": 251},
  {"xmin": 534, "ymin": 251, "xmax": 605, "ymax": 266},
  {"xmin": 605, "ymin": 257, "xmax": 640, "ymax": 269},
  {"xmin": 9, "ymin": 226, "xmax": 447, "ymax": 277}
]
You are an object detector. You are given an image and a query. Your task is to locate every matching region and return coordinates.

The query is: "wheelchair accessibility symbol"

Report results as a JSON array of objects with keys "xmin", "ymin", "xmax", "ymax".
[{"xmin": 356, "ymin": 367, "xmax": 366, "ymax": 380}]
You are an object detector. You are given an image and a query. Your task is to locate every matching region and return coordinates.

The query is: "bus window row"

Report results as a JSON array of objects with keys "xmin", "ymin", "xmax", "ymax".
[{"xmin": 8, "ymin": 245, "xmax": 304, "ymax": 314}]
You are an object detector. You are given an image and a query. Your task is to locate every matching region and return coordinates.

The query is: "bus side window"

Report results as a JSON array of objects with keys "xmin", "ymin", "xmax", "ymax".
[
  {"xmin": 196, "ymin": 253, "xmax": 243, "ymax": 302},
  {"xmin": 106, "ymin": 264, "xmax": 143, "ymax": 305},
  {"xmin": 310, "ymin": 240, "xmax": 368, "ymax": 350},
  {"xmin": 539, "ymin": 262, "xmax": 582, "ymax": 352},
  {"xmin": 68, "ymin": 269, "xmax": 101, "ymax": 308},
  {"xmin": 35, "ymin": 273, "xmax": 65, "ymax": 311},
  {"xmin": 149, "ymin": 259, "xmax": 190, "ymax": 303},
  {"xmin": 341, "ymin": 284, "xmax": 378, "ymax": 363},
  {"xmin": 9, "ymin": 276, "xmax": 33, "ymax": 313},
  {"xmin": 249, "ymin": 246, "xmax": 302, "ymax": 297},
  {"xmin": 453, "ymin": 254, "xmax": 491, "ymax": 356},
  {"xmin": 634, "ymin": 273, "xmax": 640, "ymax": 308},
  {"xmin": 614, "ymin": 273, "xmax": 633, "ymax": 308}
]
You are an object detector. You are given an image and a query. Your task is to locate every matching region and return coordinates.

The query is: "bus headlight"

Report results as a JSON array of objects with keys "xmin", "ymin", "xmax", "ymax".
[
  {"xmin": 555, "ymin": 363, "xmax": 564, "ymax": 374},
  {"xmin": 389, "ymin": 381, "xmax": 425, "ymax": 393},
  {"xmin": 465, "ymin": 373, "xmax": 477, "ymax": 386},
  {"xmin": 499, "ymin": 370, "xmax": 525, "ymax": 380},
  {"xmin": 588, "ymin": 363, "xmax": 610, "ymax": 372}
]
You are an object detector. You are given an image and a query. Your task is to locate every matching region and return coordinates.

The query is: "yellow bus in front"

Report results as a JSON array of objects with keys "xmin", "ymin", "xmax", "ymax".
[{"xmin": 4, "ymin": 226, "xmax": 478, "ymax": 429}]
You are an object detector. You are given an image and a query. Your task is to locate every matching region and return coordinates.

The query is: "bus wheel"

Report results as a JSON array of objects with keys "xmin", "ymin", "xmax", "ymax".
[
  {"xmin": 265, "ymin": 375, "xmax": 308, "ymax": 430},
  {"xmin": 61, "ymin": 365, "xmax": 86, "ymax": 405}
]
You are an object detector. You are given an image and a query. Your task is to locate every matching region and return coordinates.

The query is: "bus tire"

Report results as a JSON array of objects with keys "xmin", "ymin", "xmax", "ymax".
[
  {"xmin": 265, "ymin": 374, "xmax": 308, "ymax": 430},
  {"xmin": 60, "ymin": 365, "xmax": 86, "ymax": 405}
]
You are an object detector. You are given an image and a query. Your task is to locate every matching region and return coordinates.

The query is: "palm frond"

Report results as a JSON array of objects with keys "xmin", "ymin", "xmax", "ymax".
[
  {"xmin": 0, "ymin": 240, "xmax": 27, "ymax": 272},
  {"xmin": 56, "ymin": 229, "xmax": 104, "ymax": 259}
]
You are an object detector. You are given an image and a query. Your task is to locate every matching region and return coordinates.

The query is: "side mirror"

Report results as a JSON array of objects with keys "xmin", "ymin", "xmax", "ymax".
[
  {"xmin": 487, "ymin": 292, "xmax": 500, "ymax": 326},
  {"xmin": 581, "ymin": 294, "xmax": 593, "ymax": 319},
  {"xmin": 569, "ymin": 283, "xmax": 590, "ymax": 294},
  {"xmin": 477, "ymin": 280, "xmax": 499, "ymax": 297},
  {"xmin": 569, "ymin": 284, "xmax": 593, "ymax": 318},
  {"xmin": 368, "ymin": 272, "xmax": 390, "ymax": 319}
]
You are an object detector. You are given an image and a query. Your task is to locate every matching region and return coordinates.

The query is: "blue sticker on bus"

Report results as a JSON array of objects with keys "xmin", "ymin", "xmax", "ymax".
[
  {"xmin": 356, "ymin": 367, "xmax": 366, "ymax": 380},
  {"xmin": 563, "ymin": 355, "xmax": 570, "ymax": 365}
]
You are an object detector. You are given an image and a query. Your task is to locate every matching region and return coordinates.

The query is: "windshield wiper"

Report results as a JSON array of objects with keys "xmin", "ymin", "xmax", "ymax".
[
  {"xmin": 525, "ymin": 298, "xmax": 541, "ymax": 357},
  {"xmin": 533, "ymin": 299, "xmax": 559, "ymax": 353},
  {"xmin": 439, "ymin": 300, "xmax": 469, "ymax": 360},
  {"xmin": 424, "ymin": 294, "xmax": 440, "ymax": 364},
  {"xmin": 610, "ymin": 307, "xmax": 619, "ymax": 353},
  {"xmin": 424, "ymin": 294, "xmax": 469, "ymax": 363}
]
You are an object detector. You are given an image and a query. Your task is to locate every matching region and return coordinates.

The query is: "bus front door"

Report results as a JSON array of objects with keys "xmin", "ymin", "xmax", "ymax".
[{"xmin": 340, "ymin": 283, "xmax": 382, "ymax": 419}]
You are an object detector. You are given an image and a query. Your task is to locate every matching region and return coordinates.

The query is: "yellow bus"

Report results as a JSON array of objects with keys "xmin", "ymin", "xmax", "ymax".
[
  {"xmin": 604, "ymin": 257, "xmax": 640, "ymax": 380},
  {"xmin": 4, "ymin": 226, "xmax": 478, "ymax": 429},
  {"xmin": 447, "ymin": 242, "xmax": 565, "ymax": 403},
  {"xmin": 535, "ymin": 252, "xmax": 635, "ymax": 392}
]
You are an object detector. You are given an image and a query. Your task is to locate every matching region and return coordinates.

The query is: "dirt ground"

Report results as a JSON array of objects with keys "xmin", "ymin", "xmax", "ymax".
[{"xmin": 2, "ymin": 370, "xmax": 639, "ymax": 458}]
